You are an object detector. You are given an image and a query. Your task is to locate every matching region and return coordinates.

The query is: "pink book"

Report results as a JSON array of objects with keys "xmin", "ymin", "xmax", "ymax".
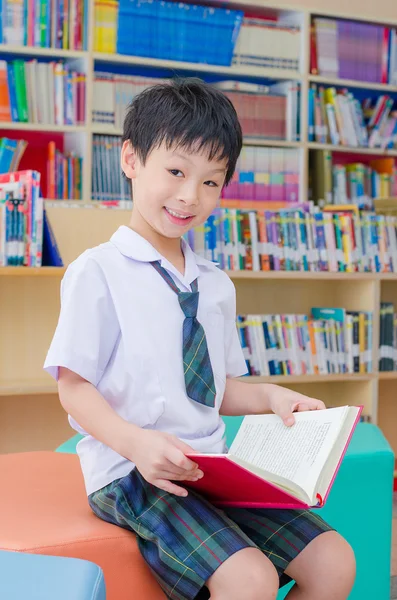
[{"xmin": 185, "ymin": 405, "xmax": 363, "ymax": 509}]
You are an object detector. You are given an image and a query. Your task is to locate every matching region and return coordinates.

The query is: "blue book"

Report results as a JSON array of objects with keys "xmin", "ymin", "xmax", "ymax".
[
  {"xmin": 6, "ymin": 63, "xmax": 19, "ymax": 122},
  {"xmin": 0, "ymin": 138, "xmax": 18, "ymax": 173},
  {"xmin": 42, "ymin": 210, "xmax": 63, "ymax": 267}
]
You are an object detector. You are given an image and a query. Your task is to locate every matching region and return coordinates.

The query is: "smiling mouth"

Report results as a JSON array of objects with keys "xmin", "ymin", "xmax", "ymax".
[{"xmin": 164, "ymin": 207, "xmax": 194, "ymax": 219}]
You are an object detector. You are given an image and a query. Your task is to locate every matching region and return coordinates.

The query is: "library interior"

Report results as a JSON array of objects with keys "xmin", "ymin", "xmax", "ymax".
[{"xmin": 0, "ymin": 0, "xmax": 397, "ymax": 599}]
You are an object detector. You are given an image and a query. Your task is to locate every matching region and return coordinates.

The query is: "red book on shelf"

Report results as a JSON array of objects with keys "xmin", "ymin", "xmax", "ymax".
[{"xmin": 184, "ymin": 406, "xmax": 363, "ymax": 509}]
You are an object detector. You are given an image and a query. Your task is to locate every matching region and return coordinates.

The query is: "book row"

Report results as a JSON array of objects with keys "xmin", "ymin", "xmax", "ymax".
[
  {"xmin": 379, "ymin": 302, "xmax": 397, "ymax": 372},
  {"xmin": 47, "ymin": 142, "xmax": 83, "ymax": 200},
  {"xmin": 221, "ymin": 147, "xmax": 300, "ymax": 204},
  {"xmin": 309, "ymin": 152, "xmax": 397, "ymax": 210},
  {"xmin": 0, "ymin": 60, "xmax": 86, "ymax": 126},
  {"xmin": 0, "ymin": 0, "xmax": 88, "ymax": 50},
  {"xmin": 92, "ymin": 135, "xmax": 130, "ymax": 202},
  {"xmin": 93, "ymin": 74, "xmax": 300, "ymax": 143},
  {"xmin": 94, "ymin": 0, "xmax": 300, "ymax": 72},
  {"xmin": 308, "ymin": 85, "xmax": 397, "ymax": 150},
  {"xmin": 91, "ymin": 138, "xmax": 300, "ymax": 204},
  {"xmin": 237, "ymin": 309, "xmax": 373, "ymax": 377},
  {"xmin": 311, "ymin": 17, "xmax": 397, "ymax": 85},
  {"xmin": 186, "ymin": 206, "xmax": 397, "ymax": 273}
]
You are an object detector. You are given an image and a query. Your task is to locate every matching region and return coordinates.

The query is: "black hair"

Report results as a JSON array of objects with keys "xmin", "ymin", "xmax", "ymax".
[{"xmin": 122, "ymin": 77, "xmax": 242, "ymax": 185}]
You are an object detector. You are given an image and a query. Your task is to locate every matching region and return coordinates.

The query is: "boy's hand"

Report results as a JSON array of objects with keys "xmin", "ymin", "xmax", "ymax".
[
  {"xmin": 267, "ymin": 384, "xmax": 326, "ymax": 427},
  {"xmin": 128, "ymin": 428, "xmax": 203, "ymax": 497}
]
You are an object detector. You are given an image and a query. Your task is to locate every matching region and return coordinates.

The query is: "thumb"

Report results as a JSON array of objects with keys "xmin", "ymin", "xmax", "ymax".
[{"xmin": 277, "ymin": 405, "xmax": 295, "ymax": 427}]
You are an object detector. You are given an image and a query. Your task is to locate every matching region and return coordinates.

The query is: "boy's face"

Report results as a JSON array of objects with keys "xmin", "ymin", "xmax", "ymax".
[{"xmin": 122, "ymin": 141, "xmax": 228, "ymax": 239}]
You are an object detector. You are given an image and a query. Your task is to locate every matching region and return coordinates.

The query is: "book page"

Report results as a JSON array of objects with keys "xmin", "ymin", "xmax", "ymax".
[{"xmin": 229, "ymin": 407, "xmax": 349, "ymax": 501}]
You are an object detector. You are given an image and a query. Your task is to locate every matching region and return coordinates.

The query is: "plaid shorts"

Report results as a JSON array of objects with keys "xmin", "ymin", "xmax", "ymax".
[{"xmin": 89, "ymin": 469, "xmax": 333, "ymax": 600}]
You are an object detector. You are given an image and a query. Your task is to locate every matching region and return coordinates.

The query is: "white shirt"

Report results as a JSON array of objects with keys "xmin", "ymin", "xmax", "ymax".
[{"xmin": 44, "ymin": 225, "xmax": 247, "ymax": 495}]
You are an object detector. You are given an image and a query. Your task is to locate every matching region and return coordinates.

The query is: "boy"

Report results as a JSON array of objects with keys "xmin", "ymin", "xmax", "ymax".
[{"xmin": 44, "ymin": 78, "xmax": 355, "ymax": 600}]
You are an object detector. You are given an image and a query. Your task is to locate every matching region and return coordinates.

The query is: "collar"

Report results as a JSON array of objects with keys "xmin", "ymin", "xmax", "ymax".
[{"xmin": 110, "ymin": 226, "xmax": 212, "ymax": 286}]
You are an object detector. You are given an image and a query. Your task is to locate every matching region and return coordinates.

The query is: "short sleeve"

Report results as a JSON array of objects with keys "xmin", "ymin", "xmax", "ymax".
[
  {"xmin": 43, "ymin": 255, "xmax": 120, "ymax": 386},
  {"xmin": 222, "ymin": 277, "xmax": 248, "ymax": 378},
  {"xmin": 225, "ymin": 318, "xmax": 248, "ymax": 377}
]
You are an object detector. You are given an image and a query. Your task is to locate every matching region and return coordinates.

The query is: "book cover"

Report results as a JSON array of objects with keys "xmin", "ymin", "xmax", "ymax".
[{"xmin": 184, "ymin": 405, "xmax": 363, "ymax": 509}]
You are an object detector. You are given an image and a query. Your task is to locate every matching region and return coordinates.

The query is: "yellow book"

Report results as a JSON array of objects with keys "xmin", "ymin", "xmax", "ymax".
[
  {"xmin": 324, "ymin": 87, "xmax": 346, "ymax": 146},
  {"xmin": 339, "ymin": 215, "xmax": 353, "ymax": 272}
]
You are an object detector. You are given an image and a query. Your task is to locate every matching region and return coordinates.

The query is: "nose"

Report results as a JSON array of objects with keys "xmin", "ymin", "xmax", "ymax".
[{"xmin": 178, "ymin": 181, "xmax": 199, "ymax": 207}]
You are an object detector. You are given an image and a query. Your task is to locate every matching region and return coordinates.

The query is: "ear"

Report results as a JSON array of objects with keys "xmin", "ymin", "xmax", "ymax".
[{"xmin": 121, "ymin": 141, "xmax": 139, "ymax": 180}]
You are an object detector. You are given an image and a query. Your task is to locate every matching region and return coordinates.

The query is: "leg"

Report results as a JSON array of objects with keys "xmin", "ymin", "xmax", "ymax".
[
  {"xmin": 207, "ymin": 547, "xmax": 279, "ymax": 600},
  {"xmin": 90, "ymin": 470, "xmax": 278, "ymax": 600},
  {"xmin": 284, "ymin": 531, "xmax": 356, "ymax": 600}
]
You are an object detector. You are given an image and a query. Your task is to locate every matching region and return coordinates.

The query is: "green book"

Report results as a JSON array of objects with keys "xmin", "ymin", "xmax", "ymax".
[{"xmin": 13, "ymin": 61, "xmax": 28, "ymax": 123}]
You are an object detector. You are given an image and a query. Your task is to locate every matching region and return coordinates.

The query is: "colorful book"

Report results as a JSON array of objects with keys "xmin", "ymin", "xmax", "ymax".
[{"xmin": 185, "ymin": 405, "xmax": 362, "ymax": 509}]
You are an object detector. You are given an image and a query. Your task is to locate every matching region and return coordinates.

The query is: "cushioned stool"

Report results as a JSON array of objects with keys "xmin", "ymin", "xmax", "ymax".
[
  {"xmin": 0, "ymin": 550, "xmax": 106, "ymax": 600},
  {"xmin": 1, "ymin": 422, "xmax": 394, "ymax": 600},
  {"xmin": 0, "ymin": 452, "xmax": 166, "ymax": 600},
  {"xmin": 58, "ymin": 421, "xmax": 396, "ymax": 600}
]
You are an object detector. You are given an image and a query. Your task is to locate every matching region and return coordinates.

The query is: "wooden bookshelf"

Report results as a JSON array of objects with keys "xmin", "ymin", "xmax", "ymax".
[
  {"xmin": 2, "ymin": 0, "xmax": 397, "ymax": 458},
  {"xmin": 307, "ymin": 142, "xmax": 397, "ymax": 157},
  {"xmin": 308, "ymin": 74, "xmax": 397, "ymax": 92},
  {"xmin": 92, "ymin": 51, "xmax": 303, "ymax": 81},
  {"xmin": 0, "ymin": 45, "xmax": 87, "ymax": 59}
]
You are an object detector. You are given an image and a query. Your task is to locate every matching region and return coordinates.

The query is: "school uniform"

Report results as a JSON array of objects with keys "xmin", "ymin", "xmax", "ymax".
[{"xmin": 44, "ymin": 225, "xmax": 332, "ymax": 600}]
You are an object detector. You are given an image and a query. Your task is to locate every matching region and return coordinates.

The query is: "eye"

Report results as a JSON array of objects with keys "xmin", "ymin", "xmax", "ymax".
[
  {"xmin": 169, "ymin": 169, "xmax": 184, "ymax": 177},
  {"xmin": 204, "ymin": 180, "xmax": 218, "ymax": 187}
]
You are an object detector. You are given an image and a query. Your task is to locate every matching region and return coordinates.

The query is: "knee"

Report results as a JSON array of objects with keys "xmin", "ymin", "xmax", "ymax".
[
  {"xmin": 243, "ymin": 564, "xmax": 279, "ymax": 600},
  {"xmin": 295, "ymin": 532, "xmax": 356, "ymax": 596},
  {"xmin": 208, "ymin": 548, "xmax": 279, "ymax": 600},
  {"xmin": 334, "ymin": 537, "xmax": 356, "ymax": 587},
  {"xmin": 321, "ymin": 534, "xmax": 356, "ymax": 586}
]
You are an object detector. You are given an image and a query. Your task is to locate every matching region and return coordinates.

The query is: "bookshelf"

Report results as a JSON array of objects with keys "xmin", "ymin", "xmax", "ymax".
[{"xmin": 2, "ymin": 0, "xmax": 397, "ymax": 462}]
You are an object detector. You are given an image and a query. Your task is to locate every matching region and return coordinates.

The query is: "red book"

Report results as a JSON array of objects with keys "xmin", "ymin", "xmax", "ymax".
[{"xmin": 185, "ymin": 405, "xmax": 363, "ymax": 509}]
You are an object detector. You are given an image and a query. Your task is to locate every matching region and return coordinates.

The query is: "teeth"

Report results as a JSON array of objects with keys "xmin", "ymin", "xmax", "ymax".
[{"xmin": 166, "ymin": 207, "xmax": 191, "ymax": 219}]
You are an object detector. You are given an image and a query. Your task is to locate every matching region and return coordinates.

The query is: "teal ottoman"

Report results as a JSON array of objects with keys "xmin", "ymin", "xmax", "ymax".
[
  {"xmin": 0, "ymin": 550, "xmax": 106, "ymax": 600},
  {"xmin": 57, "ymin": 421, "xmax": 394, "ymax": 600}
]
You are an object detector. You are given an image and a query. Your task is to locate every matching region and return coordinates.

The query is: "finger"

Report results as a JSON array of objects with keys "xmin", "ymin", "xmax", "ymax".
[
  {"xmin": 275, "ymin": 405, "xmax": 295, "ymax": 426},
  {"xmin": 162, "ymin": 459, "xmax": 199, "ymax": 476},
  {"xmin": 314, "ymin": 399, "xmax": 326, "ymax": 410},
  {"xmin": 296, "ymin": 399, "xmax": 326, "ymax": 411},
  {"xmin": 155, "ymin": 479, "xmax": 189, "ymax": 497},
  {"xmin": 158, "ymin": 470, "xmax": 204, "ymax": 482},
  {"xmin": 165, "ymin": 445, "xmax": 199, "ymax": 472}
]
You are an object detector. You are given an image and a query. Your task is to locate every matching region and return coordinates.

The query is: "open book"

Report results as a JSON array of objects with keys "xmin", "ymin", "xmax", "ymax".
[{"xmin": 185, "ymin": 405, "xmax": 362, "ymax": 509}]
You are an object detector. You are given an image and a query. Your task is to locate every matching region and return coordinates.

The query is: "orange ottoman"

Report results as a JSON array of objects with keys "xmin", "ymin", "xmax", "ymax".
[{"xmin": 0, "ymin": 452, "xmax": 166, "ymax": 600}]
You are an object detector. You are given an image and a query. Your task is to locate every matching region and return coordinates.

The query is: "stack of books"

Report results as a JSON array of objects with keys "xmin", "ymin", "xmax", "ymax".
[
  {"xmin": 47, "ymin": 142, "xmax": 83, "ymax": 200},
  {"xmin": 308, "ymin": 85, "xmax": 397, "ymax": 150},
  {"xmin": 222, "ymin": 147, "xmax": 300, "ymax": 203},
  {"xmin": 0, "ymin": 60, "xmax": 86, "ymax": 126},
  {"xmin": 113, "ymin": 0, "xmax": 243, "ymax": 66},
  {"xmin": 311, "ymin": 17, "xmax": 397, "ymax": 85},
  {"xmin": 215, "ymin": 80, "xmax": 300, "ymax": 142},
  {"xmin": 310, "ymin": 152, "xmax": 397, "ymax": 209},
  {"xmin": 92, "ymin": 73, "xmax": 168, "ymax": 129},
  {"xmin": 186, "ymin": 205, "xmax": 397, "ymax": 273},
  {"xmin": 237, "ymin": 308, "xmax": 373, "ymax": 376},
  {"xmin": 233, "ymin": 16, "xmax": 301, "ymax": 72},
  {"xmin": 92, "ymin": 135, "xmax": 130, "ymax": 202},
  {"xmin": 379, "ymin": 302, "xmax": 397, "ymax": 371},
  {"xmin": 0, "ymin": 0, "xmax": 89, "ymax": 50}
]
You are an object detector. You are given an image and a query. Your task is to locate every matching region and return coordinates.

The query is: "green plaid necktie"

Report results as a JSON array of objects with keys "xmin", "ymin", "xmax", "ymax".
[{"xmin": 151, "ymin": 261, "xmax": 216, "ymax": 408}]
